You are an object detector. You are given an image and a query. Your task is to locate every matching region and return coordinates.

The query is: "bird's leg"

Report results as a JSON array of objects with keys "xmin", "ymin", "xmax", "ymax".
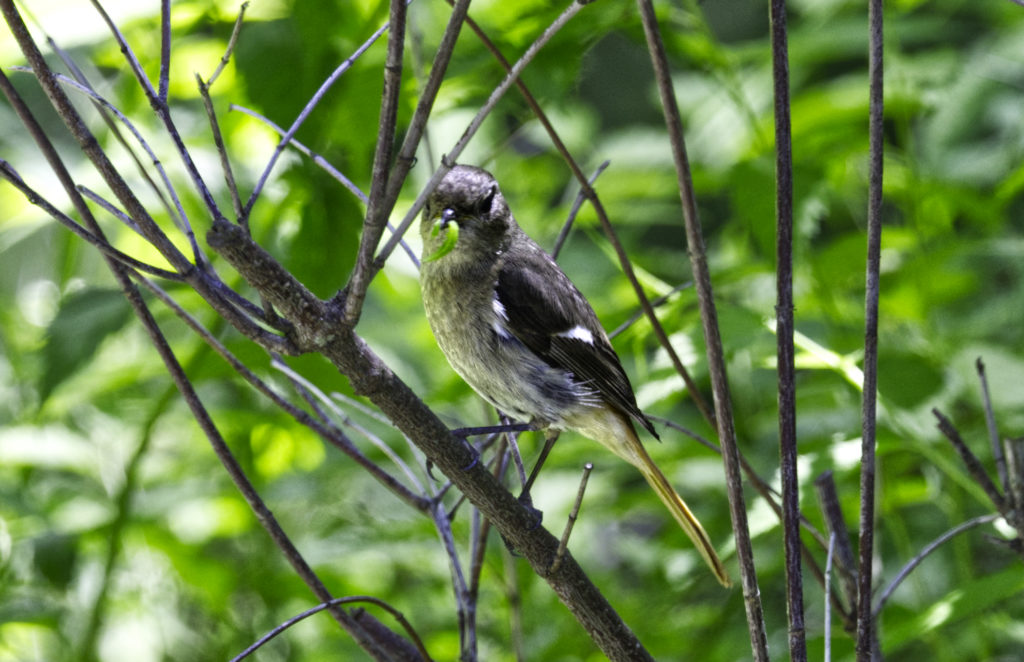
[
  {"xmin": 514, "ymin": 429, "xmax": 560, "ymax": 532},
  {"xmin": 427, "ymin": 422, "xmax": 536, "ymax": 480},
  {"xmin": 523, "ymin": 429, "xmax": 560, "ymax": 497}
]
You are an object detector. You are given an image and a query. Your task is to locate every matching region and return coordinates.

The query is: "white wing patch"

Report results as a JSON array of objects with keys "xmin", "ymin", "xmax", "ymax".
[
  {"xmin": 557, "ymin": 324, "xmax": 595, "ymax": 345},
  {"xmin": 491, "ymin": 293, "xmax": 511, "ymax": 339}
]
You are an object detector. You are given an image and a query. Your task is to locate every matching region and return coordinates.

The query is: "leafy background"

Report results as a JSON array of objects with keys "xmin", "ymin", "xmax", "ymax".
[{"xmin": 1, "ymin": 0, "xmax": 1023, "ymax": 660}]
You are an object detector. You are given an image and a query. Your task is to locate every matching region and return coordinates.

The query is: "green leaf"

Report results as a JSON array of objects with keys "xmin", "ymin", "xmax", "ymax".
[
  {"xmin": 425, "ymin": 220, "xmax": 459, "ymax": 263},
  {"xmin": 39, "ymin": 288, "xmax": 132, "ymax": 405}
]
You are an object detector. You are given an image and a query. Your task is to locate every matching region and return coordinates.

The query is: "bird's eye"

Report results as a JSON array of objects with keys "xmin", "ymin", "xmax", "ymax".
[{"xmin": 477, "ymin": 184, "xmax": 497, "ymax": 216}]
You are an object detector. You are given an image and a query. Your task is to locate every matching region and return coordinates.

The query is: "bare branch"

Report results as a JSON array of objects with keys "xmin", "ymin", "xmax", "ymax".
[
  {"xmin": 46, "ymin": 35, "xmax": 181, "ymax": 226},
  {"xmin": 231, "ymin": 595, "xmax": 434, "ymax": 662},
  {"xmin": 872, "ymin": 514, "xmax": 999, "ymax": 618},
  {"xmin": 208, "ymin": 1, "xmax": 249, "ymax": 87},
  {"xmin": 549, "ymin": 463, "xmax": 593, "ymax": 575},
  {"xmin": 198, "ymin": 73, "xmax": 244, "ymax": 223},
  {"xmin": 242, "ymin": 4, "xmax": 397, "ymax": 219},
  {"xmin": 634, "ymin": 0, "xmax": 767, "ymax": 657},
  {"xmin": 856, "ymin": 0, "xmax": 885, "ymax": 658},
  {"xmin": 343, "ymin": 0, "xmax": 472, "ymax": 323},
  {"xmin": 0, "ymin": 160, "xmax": 181, "ymax": 281},
  {"xmin": 825, "ymin": 532, "xmax": 836, "ymax": 662},
  {"xmin": 90, "ymin": 0, "xmax": 225, "ymax": 227},
  {"xmin": 158, "ymin": 0, "xmax": 170, "ymax": 102},
  {"xmin": 977, "ymin": 358, "xmax": 1010, "ymax": 497},
  {"xmin": 21, "ymin": 68, "xmax": 200, "ymax": 258},
  {"xmin": 933, "ymin": 408, "xmax": 1007, "ymax": 514},
  {"xmin": 551, "ymin": 160, "xmax": 609, "ymax": 261},
  {"xmin": 769, "ymin": 0, "xmax": 806, "ymax": 655},
  {"xmin": 814, "ymin": 471, "xmax": 858, "ymax": 619}
]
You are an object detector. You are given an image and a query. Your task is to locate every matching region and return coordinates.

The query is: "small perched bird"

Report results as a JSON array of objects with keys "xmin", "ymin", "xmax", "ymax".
[{"xmin": 419, "ymin": 164, "xmax": 730, "ymax": 587}]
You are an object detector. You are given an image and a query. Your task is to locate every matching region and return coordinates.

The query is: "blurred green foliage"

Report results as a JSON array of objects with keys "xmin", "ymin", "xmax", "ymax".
[{"xmin": 1, "ymin": 0, "xmax": 1023, "ymax": 660}]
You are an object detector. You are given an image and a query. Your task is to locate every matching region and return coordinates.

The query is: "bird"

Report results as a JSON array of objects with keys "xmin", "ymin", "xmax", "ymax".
[{"xmin": 419, "ymin": 164, "xmax": 730, "ymax": 587}]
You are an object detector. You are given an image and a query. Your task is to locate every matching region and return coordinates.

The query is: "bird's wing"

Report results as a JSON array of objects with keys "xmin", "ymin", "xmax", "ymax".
[{"xmin": 495, "ymin": 248, "xmax": 658, "ymax": 438}]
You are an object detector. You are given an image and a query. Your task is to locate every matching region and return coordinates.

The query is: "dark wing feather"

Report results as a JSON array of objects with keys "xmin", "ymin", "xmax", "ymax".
[{"xmin": 495, "ymin": 246, "xmax": 658, "ymax": 438}]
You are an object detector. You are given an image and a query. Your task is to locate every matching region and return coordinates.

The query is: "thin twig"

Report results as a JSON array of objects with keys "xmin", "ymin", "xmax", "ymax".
[
  {"xmin": 207, "ymin": 1, "xmax": 249, "ymax": 87},
  {"xmin": 430, "ymin": 498, "xmax": 471, "ymax": 658},
  {"xmin": 231, "ymin": 595, "xmax": 434, "ymax": 662},
  {"xmin": 3, "ymin": 63, "xmax": 191, "ymax": 271},
  {"xmin": 825, "ymin": 532, "xmax": 835, "ymax": 662},
  {"xmin": 551, "ymin": 160, "xmax": 609, "ymax": 260},
  {"xmin": 45, "ymin": 36, "xmax": 181, "ymax": 227},
  {"xmin": 814, "ymin": 471, "xmax": 858, "ymax": 616},
  {"xmin": 769, "ymin": 0, "xmax": 806, "ymax": 655},
  {"xmin": 21, "ymin": 69, "xmax": 197, "ymax": 250},
  {"xmin": 634, "ymin": 1, "xmax": 767, "ymax": 657},
  {"xmin": 857, "ymin": 0, "xmax": 885, "ymax": 657},
  {"xmin": 549, "ymin": 463, "xmax": 593, "ymax": 575},
  {"xmin": 231, "ymin": 104, "xmax": 369, "ymax": 203},
  {"xmin": 0, "ymin": 161, "xmax": 181, "ymax": 281},
  {"xmin": 933, "ymin": 408, "xmax": 1007, "ymax": 514},
  {"xmin": 158, "ymin": 0, "xmax": 170, "ymax": 102},
  {"xmin": 197, "ymin": 73, "xmax": 244, "ymax": 223},
  {"xmin": 343, "ymin": 0, "xmax": 410, "ymax": 323},
  {"xmin": 241, "ymin": 3, "xmax": 398, "ymax": 219},
  {"xmin": 608, "ymin": 281, "xmax": 693, "ymax": 339},
  {"xmin": 271, "ymin": 357, "xmax": 427, "ymax": 494},
  {"xmin": 344, "ymin": 0, "xmax": 474, "ymax": 322},
  {"xmin": 872, "ymin": 514, "xmax": 999, "ymax": 618},
  {"xmin": 230, "ymin": 103, "xmax": 421, "ymax": 268},
  {"xmin": 464, "ymin": 504, "xmax": 489, "ymax": 659},
  {"xmin": 976, "ymin": 358, "xmax": 1009, "ymax": 497},
  {"xmin": 89, "ymin": 0, "xmax": 215, "ymax": 260},
  {"xmin": 1006, "ymin": 438, "xmax": 1024, "ymax": 520}
]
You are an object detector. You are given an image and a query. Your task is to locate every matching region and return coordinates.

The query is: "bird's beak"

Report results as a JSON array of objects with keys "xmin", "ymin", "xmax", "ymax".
[{"xmin": 425, "ymin": 209, "xmax": 460, "ymax": 263}]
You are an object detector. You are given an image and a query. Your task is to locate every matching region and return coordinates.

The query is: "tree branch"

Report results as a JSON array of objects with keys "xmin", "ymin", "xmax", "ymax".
[
  {"xmin": 769, "ymin": 0, "xmax": 806, "ymax": 657},
  {"xmin": 634, "ymin": 0, "xmax": 768, "ymax": 657},
  {"xmin": 856, "ymin": 0, "xmax": 885, "ymax": 658}
]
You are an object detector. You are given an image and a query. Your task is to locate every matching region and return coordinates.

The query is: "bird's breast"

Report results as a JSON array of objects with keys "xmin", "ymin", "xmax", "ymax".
[{"xmin": 421, "ymin": 265, "xmax": 596, "ymax": 427}]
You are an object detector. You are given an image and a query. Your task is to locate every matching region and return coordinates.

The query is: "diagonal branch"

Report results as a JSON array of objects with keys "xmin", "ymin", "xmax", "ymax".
[{"xmin": 634, "ymin": 0, "xmax": 768, "ymax": 658}]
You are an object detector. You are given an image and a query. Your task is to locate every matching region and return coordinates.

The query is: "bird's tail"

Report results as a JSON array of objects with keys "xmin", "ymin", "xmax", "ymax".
[
  {"xmin": 569, "ymin": 406, "xmax": 731, "ymax": 587},
  {"xmin": 632, "ymin": 441, "xmax": 732, "ymax": 587}
]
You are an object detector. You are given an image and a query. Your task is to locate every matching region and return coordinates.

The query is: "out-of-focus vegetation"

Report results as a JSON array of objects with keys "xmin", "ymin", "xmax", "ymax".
[{"xmin": 1, "ymin": 0, "xmax": 1022, "ymax": 660}]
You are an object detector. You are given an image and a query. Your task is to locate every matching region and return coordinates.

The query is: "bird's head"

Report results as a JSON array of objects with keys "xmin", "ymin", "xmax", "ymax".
[{"xmin": 421, "ymin": 165, "xmax": 512, "ymax": 264}]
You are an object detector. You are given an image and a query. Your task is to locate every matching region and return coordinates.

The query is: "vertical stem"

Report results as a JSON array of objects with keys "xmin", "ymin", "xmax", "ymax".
[
  {"xmin": 977, "ymin": 358, "xmax": 1010, "ymax": 496},
  {"xmin": 634, "ymin": 0, "xmax": 768, "ymax": 658},
  {"xmin": 857, "ymin": 0, "xmax": 885, "ymax": 658},
  {"xmin": 769, "ymin": 0, "xmax": 806, "ymax": 659}
]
